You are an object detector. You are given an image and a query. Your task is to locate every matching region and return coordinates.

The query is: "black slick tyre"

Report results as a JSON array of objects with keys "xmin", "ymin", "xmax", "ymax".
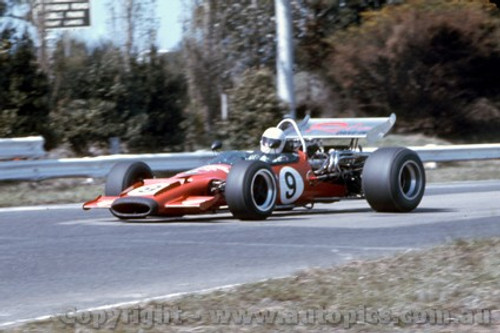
[
  {"xmin": 362, "ymin": 147, "xmax": 425, "ymax": 212},
  {"xmin": 225, "ymin": 160, "xmax": 277, "ymax": 220},
  {"xmin": 104, "ymin": 161, "xmax": 154, "ymax": 196}
]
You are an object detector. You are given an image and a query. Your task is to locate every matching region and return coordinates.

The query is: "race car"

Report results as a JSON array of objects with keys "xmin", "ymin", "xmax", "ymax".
[{"xmin": 83, "ymin": 114, "xmax": 426, "ymax": 220}]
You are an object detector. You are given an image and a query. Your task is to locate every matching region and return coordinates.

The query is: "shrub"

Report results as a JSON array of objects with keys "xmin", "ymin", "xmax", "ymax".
[
  {"xmin": 49, "ymin": 99, "xmax": 125, "ymax": 155},
  {"xmin": 0, "ymin": 31, "xmax": 53, "ymax": 146},
  {"xmin": 217, "ymin": 68, "xmax": 285, "ymax": 150},
  {"xmin": 326, "ymin": 0, "xmax": 500, "ymax": 139},
  {"xmin": 49, "ymin": 43, "xmax": 187, "ymax": 154},
  {"xmin": 120, "ymin": 51, "xmax": 187, "ymax": 152}
]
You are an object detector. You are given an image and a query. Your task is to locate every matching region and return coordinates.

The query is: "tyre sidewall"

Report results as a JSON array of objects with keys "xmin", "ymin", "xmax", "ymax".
[
  {"xmin": 388, "ymin": 149, "xmax": 426, "ymax": 211},
  {"xmin": 363, "ymin": 147, "xmax": 425, "ymax": 212},
  {"xmin": 105, "ymin": 161, "xmax": 153, "ymax": 196},
  {"xmin": 226, "ymin": 160, "xmax": 277, "ymax": 220}
]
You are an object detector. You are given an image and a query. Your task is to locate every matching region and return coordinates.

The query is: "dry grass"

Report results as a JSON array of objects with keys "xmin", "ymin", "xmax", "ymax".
[
  {"xmin": 426, "ymin": 160, "xmax": 500, "ymax": 183},
  {"xmin": 6, "ymin": 238, "xmax": 500, "ymax": 332},
  {"xmin": 0, "ymin": 178, "xmax": 103, "ymax": 207}
]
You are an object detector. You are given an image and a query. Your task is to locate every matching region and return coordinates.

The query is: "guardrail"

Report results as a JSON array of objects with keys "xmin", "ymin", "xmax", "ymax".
[
  {"xmin": 0, "ymin": 136, "xmax": 45, "ymax": 160},
  {"xmin": 0, "ymin": 152, "xmax": 217, "ymax": 181},
  {"xmin": 0, "ymin": 144, "xmax": 498, "ymax": 181},
  {"xmin": 410, "ymin": 144, "xmax": 500, "ymax": 162},
  {"xmin": 364, "ymin": 143, "xmax": 500, "ymax": 162}
]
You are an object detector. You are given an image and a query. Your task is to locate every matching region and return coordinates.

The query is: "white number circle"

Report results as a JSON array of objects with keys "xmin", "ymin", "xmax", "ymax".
[
  {"xmin": 279, "ymin": 167, "xmax": 304, "ymax": 204},
  {"xmin": 128, "ymin": 183, "xmax": 168, "ymax": 196}
]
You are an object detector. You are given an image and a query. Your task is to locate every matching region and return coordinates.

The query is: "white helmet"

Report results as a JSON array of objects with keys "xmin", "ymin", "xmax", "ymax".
[{"xmin": 260, "ymin": 127, "xmax": 286, "ymax": 154}]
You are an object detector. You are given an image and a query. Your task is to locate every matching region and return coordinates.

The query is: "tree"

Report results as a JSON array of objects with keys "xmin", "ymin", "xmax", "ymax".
[
  {"xmin": 326, "ymin": 0, "xmax": 500, "ymax": 139},
  {"xmin": 0, "ymin": 1, "xmax": 6, "ymax": 16},
  {"xmin": 293, "ymin": 0, "xmax": 398, "ymax": 70},
  {"xmin": 0, "ymin": 0, "xmax": 50, "ymax": 71},
  {"xmin": 182, "ymin": 0, "xmax": 395, "ymax": 146},
  {"xmin": 216, "ymin": 68, "xmax": 285, "ymax": 149},
  {"xmin": 120, "ymin": 48, "xmax": 187, "ymax": 151},
  {"xmin": 0, "ymin": 31, "xmax": 52, "ymax": 144},
  {"xmin": 107, "ymin": 0, "xmax": 159, "ymax": 67},
  {"xmin": 183, "ymin": 0, "xmax": 278, "ymax": 142},
  {"xmin": 50, "ymin": 40, "xmax": 187, "ymax": 154},
  {"xmin": 49, "ymin": 40, "xmax": 128, "ymax": 154}
]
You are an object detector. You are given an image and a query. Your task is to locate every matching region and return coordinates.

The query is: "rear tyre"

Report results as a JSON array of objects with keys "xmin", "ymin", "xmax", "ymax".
[
  {"xmin": 362, "ymin": 147, "xmax": 425, "ymax": 212},
  {"xmin": 105, "ymin": 161, "xmax": 154, "ymax": 196},
  {"xmin": 225, "ymin": 161, "xmax": 277, "ymax": 220}
]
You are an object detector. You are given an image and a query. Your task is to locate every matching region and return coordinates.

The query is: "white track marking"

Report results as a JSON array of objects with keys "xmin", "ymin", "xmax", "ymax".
[
  {"xmin": 0, "ymin": 279, "xmax": 287, "ymax": 329},
  {"xmin": 0, "ymin": 204, "xmax": 81, "ymax": 213}
]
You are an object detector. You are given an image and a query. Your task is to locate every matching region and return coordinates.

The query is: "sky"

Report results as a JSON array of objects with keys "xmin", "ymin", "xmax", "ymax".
[{"xmin": 70, "ymin": 0, "xmax": 184, "ymax": 51}]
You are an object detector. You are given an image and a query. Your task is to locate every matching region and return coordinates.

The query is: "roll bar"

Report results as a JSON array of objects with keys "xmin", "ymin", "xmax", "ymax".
[{"xmin": 277, "ymin": 118, "xmax": 307, "ymax": 153}]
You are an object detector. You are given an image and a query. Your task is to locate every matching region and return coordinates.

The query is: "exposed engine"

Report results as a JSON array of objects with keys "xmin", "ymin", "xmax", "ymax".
[{"xmin": 306, "ymin": 139, "xmax": 368, "ymax": 197}]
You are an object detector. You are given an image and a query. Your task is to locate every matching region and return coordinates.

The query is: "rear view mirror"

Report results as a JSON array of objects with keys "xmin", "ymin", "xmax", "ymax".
[{"xmin": 211, "ymin": 140, "xmax": 223, "ymax": 151}]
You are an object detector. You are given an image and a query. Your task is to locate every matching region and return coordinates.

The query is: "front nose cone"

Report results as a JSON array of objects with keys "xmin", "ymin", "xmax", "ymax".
[{"xmin": 110, "ymin": 197, "xmax": 158, "ymax": 218}]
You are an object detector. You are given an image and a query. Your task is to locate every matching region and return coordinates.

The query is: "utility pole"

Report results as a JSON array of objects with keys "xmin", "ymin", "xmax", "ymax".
[
  {"xmin": 275, "ymin": 0, "xmax": 296, "ymax": 119},
  {"xmin": 33, "ymin": 0, "xmax": 49, "ymax": 72}
]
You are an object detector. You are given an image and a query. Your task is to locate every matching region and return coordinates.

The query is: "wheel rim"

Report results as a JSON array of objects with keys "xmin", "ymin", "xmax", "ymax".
[
  {"xmin": 398, "ymin": 160, "xmax": 423, "ymax": 200},
  {"xmin": 250, "ymin": 169, "xmax": 276, "ymax": 212}
]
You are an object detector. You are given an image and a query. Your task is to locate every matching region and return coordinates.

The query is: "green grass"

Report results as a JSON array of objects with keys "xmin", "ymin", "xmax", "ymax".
[{"xmin": 7, "ymin": 238, "xmax": 500, "ymax": 332}]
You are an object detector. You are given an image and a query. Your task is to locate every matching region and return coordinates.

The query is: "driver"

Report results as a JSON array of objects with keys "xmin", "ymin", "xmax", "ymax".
[
  {"xmin": 248, "ymin": 127, "xmax": 297, "ymax": 164},
  {"xmin": 260, "ymin": 127, "xmax": 286, "ymax": 154}
]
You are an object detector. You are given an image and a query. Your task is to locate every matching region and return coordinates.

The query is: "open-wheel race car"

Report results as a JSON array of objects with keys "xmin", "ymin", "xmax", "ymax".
[{"xmin": 83, "ymin": 114, "xmax": 426, "ymax": 220}]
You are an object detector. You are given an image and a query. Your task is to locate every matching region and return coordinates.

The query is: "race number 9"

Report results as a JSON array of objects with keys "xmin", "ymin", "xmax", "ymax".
[
  {"xmin": 279, "ymin": 167, "xmax": 304, "ymax": 204},
  {"xmin": 128, "ymin": 183, "xmax": 168, "ymax": 196}
]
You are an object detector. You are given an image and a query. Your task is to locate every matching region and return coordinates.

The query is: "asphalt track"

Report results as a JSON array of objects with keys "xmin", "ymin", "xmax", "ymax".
[{"xmin": 0, "ymin": 180, "xmax": 499, "ymax": 326}]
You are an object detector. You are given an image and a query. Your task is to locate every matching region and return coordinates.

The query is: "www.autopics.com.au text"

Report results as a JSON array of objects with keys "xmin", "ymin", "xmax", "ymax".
[{"xmin": 56, "ymin": 305, "xmax": 497, "ymax": 329}]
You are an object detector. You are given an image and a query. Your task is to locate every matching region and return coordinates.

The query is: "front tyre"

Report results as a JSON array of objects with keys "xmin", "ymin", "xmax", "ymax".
[
  {"xmin": 225, "ymin": 161, "xmax": 277, "ymax": 220},
  {"xmin": 105, "ymin": 161, "xmax": 154, "ymax": 196},
  {"xmin": 362, "ymin": 147, "xmax": 425, "ymax": 212}
]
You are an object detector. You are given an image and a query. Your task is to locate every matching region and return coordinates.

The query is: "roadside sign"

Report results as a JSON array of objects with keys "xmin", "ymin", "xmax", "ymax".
[{"xmin": 43, "ymin": 0, "xmax": 91, "ymax": 29}]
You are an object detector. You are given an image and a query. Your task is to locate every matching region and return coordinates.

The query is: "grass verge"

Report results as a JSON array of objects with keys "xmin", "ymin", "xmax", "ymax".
[
  {"xmin": 6, "ymin": 238, "xmax": 500, "ymax": 332},
  {"xmin": 0, "ymin": 178, "xmax": 103, "ymax": 208}
]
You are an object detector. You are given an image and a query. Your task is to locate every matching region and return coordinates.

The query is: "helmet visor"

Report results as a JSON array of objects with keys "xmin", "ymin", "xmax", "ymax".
[{"xmin": 262, "ymin": 137, "xmax": 282, "ymax": 149}]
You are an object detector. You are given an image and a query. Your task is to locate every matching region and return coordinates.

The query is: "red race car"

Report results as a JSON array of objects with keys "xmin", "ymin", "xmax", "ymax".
[{"xmin": 83, "ymin": 115, "xmax": 426, "ymax": 220}]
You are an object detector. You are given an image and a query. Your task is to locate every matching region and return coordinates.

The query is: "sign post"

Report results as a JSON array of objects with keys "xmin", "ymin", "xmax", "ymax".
[{"xmin": 43, "ymin": 0, "xmax": 91, "ymax": 29}]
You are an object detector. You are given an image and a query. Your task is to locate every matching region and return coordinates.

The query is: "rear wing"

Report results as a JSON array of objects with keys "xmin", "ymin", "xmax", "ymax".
[{"xmin": 284, "ymin": 114, "xmax": 396, "ymax": 143}]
